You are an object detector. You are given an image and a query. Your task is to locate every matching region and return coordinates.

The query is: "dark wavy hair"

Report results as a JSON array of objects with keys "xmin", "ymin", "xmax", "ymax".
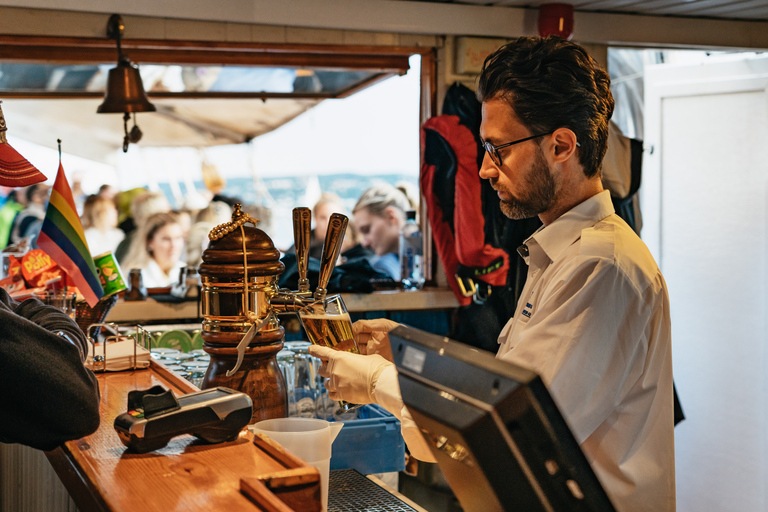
[{"xmin": 477, "ymin": 36, "xmax": 614, "ymax": 178}]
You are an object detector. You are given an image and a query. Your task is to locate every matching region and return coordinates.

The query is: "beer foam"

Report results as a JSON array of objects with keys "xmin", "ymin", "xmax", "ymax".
[{"xmin": 299, "ymin": 312, "xmax": 352, "ymax": 321}]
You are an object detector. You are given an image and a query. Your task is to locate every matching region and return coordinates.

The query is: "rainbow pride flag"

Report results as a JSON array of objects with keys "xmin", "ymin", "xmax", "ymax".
[{"xmin": 37, "ymin": 162, "xmax": 103, "ymax": 307}]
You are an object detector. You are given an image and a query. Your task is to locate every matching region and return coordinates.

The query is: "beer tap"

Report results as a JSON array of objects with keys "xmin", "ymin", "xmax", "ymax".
[
  {"xmin": 270, "ymin": 210, "xmax": 347, "ymax": 312},
  {"xmin": 292, "ymin": 207, "xmax": 312, "ymax": 297},
  {"xmin": 315, "ymin": 212, "xmax": 348, "ymax": 307},
  {"xmin": 197, "ymin": 204, "xmax": 349, "ymax": 422}
]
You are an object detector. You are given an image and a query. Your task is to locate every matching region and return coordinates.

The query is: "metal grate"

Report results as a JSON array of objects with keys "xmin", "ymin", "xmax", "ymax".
[{"xmin": 329, "ymin": 469, "xmax": 418, "ymax": 512}]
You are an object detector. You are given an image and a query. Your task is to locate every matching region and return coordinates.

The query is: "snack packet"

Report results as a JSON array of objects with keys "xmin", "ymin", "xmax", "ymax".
[
  {"xmin": 0, "ymin": 254, "xmax": 26, "ymax": 293},
  {"xmin": 21, "ymin": 249, "xmax": 64, "ymax": 289}
]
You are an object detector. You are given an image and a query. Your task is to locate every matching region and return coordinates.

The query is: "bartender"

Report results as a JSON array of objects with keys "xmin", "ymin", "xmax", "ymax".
[
  {"xmin": 310, "ymin": 36, "xmax": 675, "ymax": 512},
  {"xmin": 0, "ymin": 132, "xmax": 100, "ymax": 451}
]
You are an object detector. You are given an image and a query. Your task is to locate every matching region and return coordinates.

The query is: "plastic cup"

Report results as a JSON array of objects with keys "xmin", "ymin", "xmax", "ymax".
[{"xmin": 251, "ymin": 417, "xmax": 342, "ymax": 512}]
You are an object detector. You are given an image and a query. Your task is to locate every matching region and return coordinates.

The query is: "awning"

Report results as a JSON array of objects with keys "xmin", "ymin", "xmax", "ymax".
[{"xmin": 1, "ymin": 97, "xmax": 323, "ymax": 163}]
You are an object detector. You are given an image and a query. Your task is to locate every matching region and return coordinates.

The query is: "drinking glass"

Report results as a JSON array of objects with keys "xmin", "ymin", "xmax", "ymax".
[
  {"xmin": 38, "ymin": 290, "xmax": 78, "ymax": 320},
  {"xmin": 298, "ymin": 294, "xmax": 361, "ymax": 413}
]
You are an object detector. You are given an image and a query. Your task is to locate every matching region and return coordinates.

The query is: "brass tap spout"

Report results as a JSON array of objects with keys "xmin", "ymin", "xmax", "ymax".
[
  {"xmin": 292, "ymin": 207, "xmax": 312, "ymax": 296},
  {"xmin": 315, "ymin": 213, "xmax": 348, "ymax": 306}
]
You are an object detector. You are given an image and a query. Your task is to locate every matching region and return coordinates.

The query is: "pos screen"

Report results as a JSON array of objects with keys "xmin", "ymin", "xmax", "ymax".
[{"xmin": 390, "ymin": 325, "xmax": 616, "ymax": 512}]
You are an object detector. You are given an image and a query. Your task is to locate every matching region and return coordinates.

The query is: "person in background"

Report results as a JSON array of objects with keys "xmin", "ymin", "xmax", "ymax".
[
  {"xmin": 69, "ymin": 171, "xmax": 87, "ymax": 214},
  {"xmin": 114, "ymin": 190, "xmax": 171, "ymax": 263},
  {"xmin": 351, "ymin": 183, "xmax": 414, "ymax": 280},
  {"xmin": 0, "ymin": 163, "xmax": 100, "ymax": 451},
  {"xmin": 175, "ymin": 208, "xmax": 193, "ymax": 241},
  {"xmin": 114, "ymin": 187, "xmax": 146, "ymax": 235},
  {"xmin": 309, "ymin": 192, "xmax": 346, "ymax": 259},
  {"xmin": 185, "ymin": 200, "xmax": 232, "ymax": 268},
  {"xmin": 0, "ymin": 189, "xmax": 26, "ymax": 250},
  {"xmin": 97, "ymin": 183, "xmax": 118, "ymax": 202},
  {"xmin": 310, "ymin": 36, "xmax": 675, "ymax": 512},
  {"xmin": 81, "ymin": 194, "xmax": 125, "ymax": 256},
  {"xmin": 285, "ymin": 192, "xmax": 355, "ymax": 259},
  {"xmin": 10, "ymin": 183, "xmax": 50, "ymax": 246},
  {"xmin": 122, "ymin": 211, "xmax": 185, "ymax": 288},
  {"xmin": 241, "ymin": 203, "xmax": 273, "ymax": 234}
]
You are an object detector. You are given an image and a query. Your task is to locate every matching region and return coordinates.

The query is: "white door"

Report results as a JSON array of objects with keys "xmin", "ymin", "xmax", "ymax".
[{"xmin": 644, "ymin": 56, "xmax": 768, "ymax": 512}]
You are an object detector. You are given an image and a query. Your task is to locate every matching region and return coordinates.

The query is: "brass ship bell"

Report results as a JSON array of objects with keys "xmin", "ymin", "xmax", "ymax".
[{"xmin": 197, "ymin": 204, "xmax": 348, "ymax": 422}]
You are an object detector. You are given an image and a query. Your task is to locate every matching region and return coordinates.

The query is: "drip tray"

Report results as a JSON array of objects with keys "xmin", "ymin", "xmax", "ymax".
[{"xmin": 329, "ymin": 469, "xmax": 419, "ymax": 512}]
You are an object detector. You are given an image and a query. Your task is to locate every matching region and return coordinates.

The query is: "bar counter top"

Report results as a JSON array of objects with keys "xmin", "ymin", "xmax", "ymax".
[{"xmin": 45, "ymin": 363, "xmax": 312, "ymax": 512}]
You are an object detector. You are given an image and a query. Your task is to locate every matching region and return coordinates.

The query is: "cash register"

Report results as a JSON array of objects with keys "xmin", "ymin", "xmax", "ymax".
[{"xmin": 390, "ymin": 325, "xmax": 617, "ymax": 512}]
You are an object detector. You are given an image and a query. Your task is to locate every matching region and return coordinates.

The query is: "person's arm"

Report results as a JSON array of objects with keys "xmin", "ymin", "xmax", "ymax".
[
  {"xmin": 0, "ymin": 289, "xmax": 100, "ymax": 451},
  {"xmin": 310, "ymin": 320, "xmax": 437, "ymax": 462}
]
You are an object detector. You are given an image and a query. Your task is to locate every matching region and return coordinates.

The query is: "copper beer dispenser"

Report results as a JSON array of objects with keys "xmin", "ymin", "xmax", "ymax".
[{"xmin": 197, "ymin": 204, "xmax": 347, "ymax": 422}]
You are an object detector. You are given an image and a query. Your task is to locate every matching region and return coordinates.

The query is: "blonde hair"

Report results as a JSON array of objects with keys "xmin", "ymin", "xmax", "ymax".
[
  {"xmin": 353, "ymin": 183, "xmax": 414, "ymax": 219},
  {"xmin": 82, "ymin": 195, "xmax": 118, "ymax": 231},
  {"xmin": 194, "ymin": 201, "xmax": 232, "ymax": 225},
  {"xmin": 313, "ymin": 192, "xmax": 345, "ymax": 216},
  {"xmin": 130, "ymin": 191, "xmax": 171, "ymax": 225}
]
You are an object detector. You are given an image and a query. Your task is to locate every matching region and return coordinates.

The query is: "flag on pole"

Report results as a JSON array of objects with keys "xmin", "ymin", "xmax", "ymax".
[{"xmin": 37, "ymin": 161, "xmax": 104, "ymax": 307}]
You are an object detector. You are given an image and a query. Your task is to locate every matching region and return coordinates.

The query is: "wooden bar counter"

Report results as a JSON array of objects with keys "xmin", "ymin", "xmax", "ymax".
[{"xmin": 46, "ymin": 362, "xmax": 314, "ymax": 512}]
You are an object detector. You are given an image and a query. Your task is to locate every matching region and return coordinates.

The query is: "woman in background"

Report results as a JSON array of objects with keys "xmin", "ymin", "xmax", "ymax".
[
  {"xmin": 122, "ymin": 212, "xmax": 185, "ymax": 288},
  {"xmin": 82, "ymin": 194, "xmax": 125, "ymax": 256},
  {"xmin": 114, "ymin": 190, "xmax": 171, "ymax": 263},
  {"xmin": 185, "ymin": 200, "xmax": 232, "ymax": 267},
  {"xmin": 351, "ymin": 183, "xmax": 415, "ymax": 280}
]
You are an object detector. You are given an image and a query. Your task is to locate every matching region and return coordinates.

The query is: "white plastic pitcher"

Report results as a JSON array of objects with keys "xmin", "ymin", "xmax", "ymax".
[{"xmin": 251, "ymin": 417, "xmax": 343, "ymax": 512}]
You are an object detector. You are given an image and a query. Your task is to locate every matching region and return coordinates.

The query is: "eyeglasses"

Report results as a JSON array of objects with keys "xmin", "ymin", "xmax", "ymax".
[{"xmin": 482, "ymin": 132, "xmax": 553, "ymax": 166}]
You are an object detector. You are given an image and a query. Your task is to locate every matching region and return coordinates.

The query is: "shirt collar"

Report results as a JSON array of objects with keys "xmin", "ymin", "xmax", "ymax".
[{"xmin": 521, "ymin": 190, "xmax": 615, "ymax": 267}]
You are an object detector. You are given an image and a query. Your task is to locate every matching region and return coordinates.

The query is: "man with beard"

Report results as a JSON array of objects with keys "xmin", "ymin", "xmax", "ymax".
[{"xmin": 310, "ymin": 36, "xmax": 674, "ymax": 512}]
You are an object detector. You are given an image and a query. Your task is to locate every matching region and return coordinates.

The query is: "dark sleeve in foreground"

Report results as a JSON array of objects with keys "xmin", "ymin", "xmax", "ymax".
[{"xmin": 0, "ymin": 289, "xmax": 100, "ymax": 451}]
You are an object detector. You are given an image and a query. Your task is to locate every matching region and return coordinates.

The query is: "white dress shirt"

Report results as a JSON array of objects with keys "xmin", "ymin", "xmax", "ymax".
[
  {"xmin": 140, "ymin": 259, "xmax": 185, "ymax": 288},
  {"xmin": 370, "ymin": 191, "xmax": 674, "ymax": 511},
  {"xmin": 497, "ymin": 190, "xmax": 675, "ymax": 512},
  {"xmin": 84, "ymin": 227, "xmax": 125, "ymax": 257}
]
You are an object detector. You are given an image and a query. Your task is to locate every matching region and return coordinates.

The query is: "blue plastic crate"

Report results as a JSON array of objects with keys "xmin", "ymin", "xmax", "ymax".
[{"xmin": 330, "ymin": 404, "xmax": 405, "ymax": 475}]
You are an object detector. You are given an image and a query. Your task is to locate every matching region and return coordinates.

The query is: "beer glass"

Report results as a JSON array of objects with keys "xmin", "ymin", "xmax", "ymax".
[{"xmin": 298, "ymin": 294, "xmax": 361, "ymax": 413}]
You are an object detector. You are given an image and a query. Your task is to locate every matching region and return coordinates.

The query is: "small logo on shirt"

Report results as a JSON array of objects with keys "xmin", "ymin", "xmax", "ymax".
[{"xmin": 521, "ymin": 302, "xmax": 533, "ymax": 318}]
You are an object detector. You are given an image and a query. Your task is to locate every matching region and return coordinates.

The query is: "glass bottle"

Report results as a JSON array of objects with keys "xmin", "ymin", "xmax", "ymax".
[
  {"xmin": 399, "ymin": 210, "xmax": 424, "ymax": 290},
  {"xmin": 124, "ymin": 268, "xmax": 147, "ymax": 301}
]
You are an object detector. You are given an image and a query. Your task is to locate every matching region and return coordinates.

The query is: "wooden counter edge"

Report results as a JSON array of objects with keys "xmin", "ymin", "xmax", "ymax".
[{"xmin": 46, "ymin": 444, "xmax": 111, "ymax": 512}]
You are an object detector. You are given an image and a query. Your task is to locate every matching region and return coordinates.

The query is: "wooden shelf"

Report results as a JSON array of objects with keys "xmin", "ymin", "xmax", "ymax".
[{"xmin": 105, "ymin": 289, "xmax": 459, "ymax": 324}]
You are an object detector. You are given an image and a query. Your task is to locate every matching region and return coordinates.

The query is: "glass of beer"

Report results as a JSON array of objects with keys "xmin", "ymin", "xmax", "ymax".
[{"xmin": 298, "ymin": 294, "xmax": 361, "ymax": 413}]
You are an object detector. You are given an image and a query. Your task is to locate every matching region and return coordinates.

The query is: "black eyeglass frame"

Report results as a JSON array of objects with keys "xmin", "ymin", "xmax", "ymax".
[{"xmin": 482, "ymin": 132, "xmax": 554, "ymax": 166}]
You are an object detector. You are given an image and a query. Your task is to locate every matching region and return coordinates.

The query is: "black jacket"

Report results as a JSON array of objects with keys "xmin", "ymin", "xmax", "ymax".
[{"xmin": 0, "ymin": 288, "xmax": 100, "ymax": 450}]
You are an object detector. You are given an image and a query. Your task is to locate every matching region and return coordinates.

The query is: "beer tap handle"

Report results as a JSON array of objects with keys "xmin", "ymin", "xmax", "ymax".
[
  {"xmin": 292, "ymin": 207, "xmax": 312, "ymax": 294},
  {"xmin": 315, "ymin": 213, "xmax": 348, "ymax": 303}
]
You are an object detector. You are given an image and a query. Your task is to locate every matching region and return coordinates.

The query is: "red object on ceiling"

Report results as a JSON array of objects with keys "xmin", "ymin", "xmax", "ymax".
[{"xmin": 538, "ymin": 3, "xmax": 575, "ymax": 40}]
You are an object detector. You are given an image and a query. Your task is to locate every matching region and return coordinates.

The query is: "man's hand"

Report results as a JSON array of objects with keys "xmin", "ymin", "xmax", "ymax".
[
  {"xmin": 309, "ymin": 345, "xmax": 392, "ymax": 405},
  {"xmin": 352, "ymin": 318, "xmax": 400, "ymax": 361}
]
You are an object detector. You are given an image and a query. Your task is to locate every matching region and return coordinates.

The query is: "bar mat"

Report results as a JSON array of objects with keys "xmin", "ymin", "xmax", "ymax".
[{"xmin": 329, "ymin": 469, "xmax": 418, "ymax": 512}]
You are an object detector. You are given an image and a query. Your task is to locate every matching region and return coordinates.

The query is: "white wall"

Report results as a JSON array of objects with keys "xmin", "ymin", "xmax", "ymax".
[{"xmin": 644, "ymin": 54, "xmax": 768, "ymax": 512}]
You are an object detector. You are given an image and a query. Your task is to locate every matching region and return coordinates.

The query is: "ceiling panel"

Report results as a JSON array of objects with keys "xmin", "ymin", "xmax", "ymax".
[{"xmin": 399, "ymin": 0, "xmax": 768, "ymax": 21}]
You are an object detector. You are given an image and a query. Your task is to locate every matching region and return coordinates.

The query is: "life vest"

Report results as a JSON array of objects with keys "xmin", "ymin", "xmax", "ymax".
[{"xmin": 420, "ymin": 83, "xmax": 541, "ymax": 351}]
